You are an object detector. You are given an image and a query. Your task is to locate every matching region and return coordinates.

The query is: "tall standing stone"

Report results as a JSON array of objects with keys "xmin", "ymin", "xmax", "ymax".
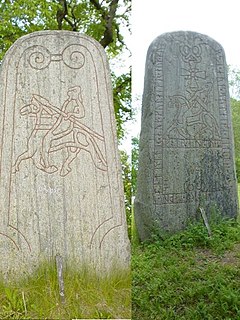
[
  {"xmin": 135, "ymin": 31, "xmax": 238, "ymax": 241},
  {"xmin": 0, "ymin": 31, "xmax": 130, "ymax": 278}
]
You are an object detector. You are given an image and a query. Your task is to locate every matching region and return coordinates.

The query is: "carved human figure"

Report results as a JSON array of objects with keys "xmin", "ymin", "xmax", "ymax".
[
  {"xmin": 13, "ymin": 86, "xmax": 107, "ymax": 176},
  {"xmin": 41, "ymin": 86, "xmax": 85, "ymax": 174}
]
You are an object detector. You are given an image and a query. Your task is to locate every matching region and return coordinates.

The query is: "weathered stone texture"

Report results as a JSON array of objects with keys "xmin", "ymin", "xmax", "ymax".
[
  {"xmin": 0, "ymin": 31, "xmax": 130, "ymax": 278},
  {"xmin": 135, "ymin": 31, "xmax": 238, "ymax": 241}
]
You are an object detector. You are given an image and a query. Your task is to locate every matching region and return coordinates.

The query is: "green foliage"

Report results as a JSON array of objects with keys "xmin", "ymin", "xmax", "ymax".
[
  {"xmin": 120, "ymin": 149, "xmax": 131, "ymax": 238},
  {"xmin": 0, "ymin": 0, "xmax": 130, "ymax": 57},
  {"xmin": 120, "ymin": 136, "xmax": 139, "ymax": 239},
  {"xmin": 112, "ymin": 71, "xmax": 131, "ymax": 140},
  {"xmin": 229, "ymin": 67, "xmax": 240, "ymax": 181},
  {"xmin": 132, "ymin": 219, "xmax": 240, "ymax": 319},
  {"xmin": 228, "ymin": 66, "xmax": 240, "ymax": 99},
  {"xmin": 231, "ymin": 97, "xmax": 240, "ymax": 180},
  {"xmin": 150, "ymin": 218, "xmax": 240, "ymax": 254},
  {"xmin": 0, "ymin": 262, "xmax": 131, "ymax": 319},
  {"xmin": 0, "ymin": 0, "xmax": 59, "ymax": 58},
  {"xmin": 131, "ymin": 136, "xmax": 139, "ymax": 196}
]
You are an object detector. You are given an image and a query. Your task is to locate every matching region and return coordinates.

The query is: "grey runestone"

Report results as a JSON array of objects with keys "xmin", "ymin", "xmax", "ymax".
[{"xmin": 135, "ymin": 31, "xmax": 238, "ymax": 241}]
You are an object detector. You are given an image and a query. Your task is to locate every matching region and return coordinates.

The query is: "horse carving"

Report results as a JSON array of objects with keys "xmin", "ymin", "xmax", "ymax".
[
  {"xmin": 165, "ymin": 87, "xmax": 221, "ymax": 140},
  {"xmin": 12, "ymin": 86, "xmax": 107, "ymax": 176}
]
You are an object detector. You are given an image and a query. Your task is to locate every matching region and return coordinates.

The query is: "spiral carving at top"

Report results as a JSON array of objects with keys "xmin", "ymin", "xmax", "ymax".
[
  {"xmin": 27, "ymin": 46, "xmax": 51, "ymax": 70},
  {"xmin": 62, "ymin": 45, "xmax": 85, "ymax": 69},
  {"xmin": 24, "ymin": 44, "xmax": 85, "ymax": 70}
]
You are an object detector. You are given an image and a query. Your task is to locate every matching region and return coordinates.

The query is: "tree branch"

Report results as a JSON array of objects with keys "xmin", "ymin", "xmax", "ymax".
[
  {"xmin": 69, "ymin": 4, "xmax": 78, "ymax": 31},
  {"xmin": 56, "ymin": 0, "xmax": 68, "ymax": 30},
  {"xmin": 57, "ymin": 0, "xmax": 78, "ymax": 31},
  {"xmin": 100, "ymin": 0, "xmax": 118, "ymax": 48},
  {"xmin": 89, "ymin": 0, "xmax": 102, "ymax": 11},
  {"xmin": 64, "ymin": 16, "xmax": 77, "ymax": 30},
  {"xmin": 90, "ymin": 0, "xmax": 119, "ymax": 48},
  {"xmin": 116, "ymin": 23, "xmax": 125, "ymax": 46}
]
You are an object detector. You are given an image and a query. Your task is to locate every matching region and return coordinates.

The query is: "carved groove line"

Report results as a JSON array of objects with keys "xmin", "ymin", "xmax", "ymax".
[{"xmin": 27, "ymin": 44, "xmax": 85, "ymax": 70}]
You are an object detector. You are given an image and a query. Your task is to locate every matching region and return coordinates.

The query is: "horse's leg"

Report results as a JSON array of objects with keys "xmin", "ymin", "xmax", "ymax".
[
  {"xmin": 12, "ymin": 151, "xmax": 30, "ymax": 173},
  {"xmin": 82, "ymin": 136, "xmax": 107, "ymax": 171},
  {"xmin": 13, "ymin": 145, "xmax": 50, "ymax": 173},
  {"xmin": 41, "ymin": 129, "xmax": 60, "ymax": 173},
  {"xmin": 42, "ymin": 118, "xmax": 73, "ymax": 173},
  {"xmin": 32, "ymin": 157, "xmax": 49, "ymax": 172},
  {"xmin": 12, "ymin": 131, "xmax": 39, "ymax": 173},
  {"xmin": 59, "ymin": 129, "xmax": 107, "ymax": 174},
  {"xmin": 60, "ymin": 147, "xmax": 80, "ymax": 177},
  {"xmin": 40, "ymin": 117, "xmax": 63, "ymax": 170},
  {"xmin": 12, "ymin": 145, "xmax": 40, "ymax": 173}
]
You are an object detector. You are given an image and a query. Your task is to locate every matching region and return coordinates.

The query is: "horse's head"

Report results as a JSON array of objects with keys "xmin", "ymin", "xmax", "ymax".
[
  {"xmin": 20, "ymin": 103, "xmax": 40, "ymax": 116},
  {"xmin": 20, "ymin": 97, "xmax": 41, "ymax": 116}
]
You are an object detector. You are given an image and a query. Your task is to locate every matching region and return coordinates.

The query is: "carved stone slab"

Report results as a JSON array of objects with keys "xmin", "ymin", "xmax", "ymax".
[
  {"xmin": 0, "ymin": 31, "xmax": 130, "ymax": 277},
  {"xmin": 135, "ymin": 31, "xmax": 238, "ymax": 241}
]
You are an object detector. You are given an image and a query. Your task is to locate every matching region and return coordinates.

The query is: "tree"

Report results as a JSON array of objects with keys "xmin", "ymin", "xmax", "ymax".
[
  {"xmin": 131, "ymin": 136, "xmax": 139, "ymax": 197},
  {"xmin": 120, "ymin": 150, "xmax": 131, "ymax": 237},
  {"xmin": 229, "ymin": 67, "xmax": 240, "ymax": 181},
  {"xmin": 228, "ymin": 66, "xmax": 240, "ymax": 182},
  {"xmin": 231, "ymin": 98, "xmax": 240, "ymax": 181},
  {"xmin": 118, "ymin": 137, "xmax": 139, "ymax": 239},
  {"xmin": 0, "ymin": 0, "xmax": 131, "ymax": 141},
  {"xmin": 113, "ymin": 71, "xmax": 131, "ymax": 139},
  {"xmin": 228, "ymin": 67, "xmax": 240, "ymax": 100}
]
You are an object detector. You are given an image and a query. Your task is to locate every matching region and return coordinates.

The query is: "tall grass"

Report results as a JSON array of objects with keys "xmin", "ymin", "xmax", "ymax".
[
  {"xmin": 238, "ymin": 183, "xmax": 240, "ymax": 222},
  {"xmin": 0, "ymin": 262, "xmax": 131, "ymax": 319},
  {"xmin": 132, "ymin": 217, "xmax": 240, "ymax": 320}
]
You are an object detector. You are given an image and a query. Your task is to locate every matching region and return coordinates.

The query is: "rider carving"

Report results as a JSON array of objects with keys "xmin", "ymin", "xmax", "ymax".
[
  {"xmin": 13, "ymin": 86, "xmax": 107, "ymax": 176},
  {"xmin": 63, "ymin": 86, "xmax": 85, "ymax": 119},
  {"xmin": 41, "ymin": 86, "xmax": 86, "ymax": 175}
]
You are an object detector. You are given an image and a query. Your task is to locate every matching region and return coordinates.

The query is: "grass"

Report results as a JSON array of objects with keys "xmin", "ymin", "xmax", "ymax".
[
  {"xmin": 132, "ymin": 216, "xmax": 240, "ymax": 319},
  {"xmin": 0, "ymin": 263, "xmax": 131, "ymax": 319},
  {"xmin": 1, "ymin": 191, "xmax": 239, "ymax": 319},
  {"xmin": 238, "ymin": 184, "xmax": 240, "ymax": 223}
]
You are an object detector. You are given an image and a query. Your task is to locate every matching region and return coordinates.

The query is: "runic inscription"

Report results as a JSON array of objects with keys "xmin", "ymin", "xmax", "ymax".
[
  {"xmin": 135, "ymin": 31, "xmax": 238, "ymax": 241},
  {"xmin": 0, "ymin": 31, "xmax": 130, "ymax": 279}
]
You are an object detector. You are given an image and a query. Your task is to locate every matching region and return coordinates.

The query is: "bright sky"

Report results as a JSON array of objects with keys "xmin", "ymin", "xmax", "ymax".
[
  {"xmin": 132, "ymin": 0, "xmax": 240, "ymax": 98},
  {"xmin": 122, "ymin": 0, "xmax": 240, "ymax": 150}
]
